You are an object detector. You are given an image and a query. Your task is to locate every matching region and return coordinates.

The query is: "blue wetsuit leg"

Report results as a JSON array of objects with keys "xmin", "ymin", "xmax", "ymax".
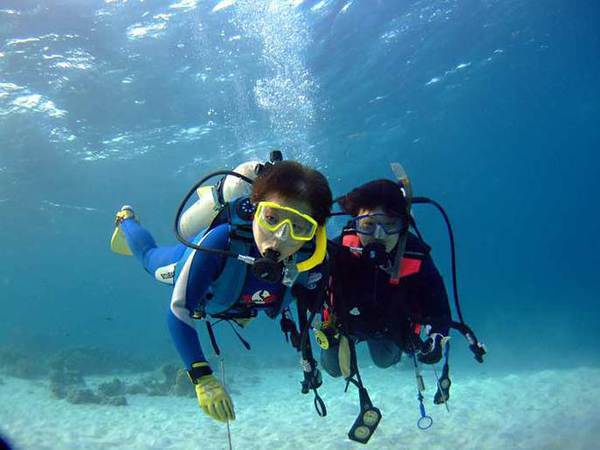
[{"xmin": 120, "ymin": 218, "xmax": 186, "ymax": 275}]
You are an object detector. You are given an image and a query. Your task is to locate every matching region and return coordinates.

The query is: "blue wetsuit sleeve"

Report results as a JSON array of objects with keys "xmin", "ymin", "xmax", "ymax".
[{"xmin": 167, "ymin": 224, "xmax": 230, "ymax": 369}]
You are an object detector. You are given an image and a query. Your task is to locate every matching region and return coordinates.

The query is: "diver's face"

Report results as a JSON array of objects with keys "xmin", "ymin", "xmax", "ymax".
[
  {"xmin": 356, "ymin": 207, "xmax": 400, "ymax": 253},
  {"xmin": 252, "ymin": 194, "xmax": 313, "ymax": 261}
]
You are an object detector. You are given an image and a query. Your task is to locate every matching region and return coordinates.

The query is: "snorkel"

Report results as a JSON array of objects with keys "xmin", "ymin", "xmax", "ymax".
[
  {"xmin": 173, "ymin": 151, "xmax": 328, "ymax": 286},
  {"xmin": 388, "ymin": 163, "xmax": 412, "ymax": 284}
]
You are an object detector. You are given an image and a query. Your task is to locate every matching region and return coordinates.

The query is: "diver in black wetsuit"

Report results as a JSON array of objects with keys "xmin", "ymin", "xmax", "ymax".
[
  {"xmin": 319, "ymin": 179, "xmax": 452, "ymax": 385},
  {"xmin": 309, "ymin": 172, "xmax": 485, "ymax": 443}
]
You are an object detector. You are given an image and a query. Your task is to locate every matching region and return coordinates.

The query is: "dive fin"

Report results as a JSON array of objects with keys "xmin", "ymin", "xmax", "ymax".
[
  {"xmin": 110, "ymin": 207, "xmax": 135, "ymax": 256},
  {"xmin": 110, "ymin": 225, "xmax": 132, "ymax": 256}
]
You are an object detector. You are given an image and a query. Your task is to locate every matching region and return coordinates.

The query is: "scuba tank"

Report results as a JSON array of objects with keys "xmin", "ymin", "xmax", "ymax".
[{"xmin": 177, "ymin": 160, "xmax": 260, "ymax": 239}]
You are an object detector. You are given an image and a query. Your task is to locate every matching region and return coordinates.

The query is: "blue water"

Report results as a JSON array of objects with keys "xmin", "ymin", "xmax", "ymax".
[{"xmin": 1, "ymin": 0, "xmax": 599, "ymax": 447}]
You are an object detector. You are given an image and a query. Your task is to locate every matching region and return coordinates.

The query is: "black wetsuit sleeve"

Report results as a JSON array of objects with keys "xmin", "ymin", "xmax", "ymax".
[{"xmin": 414, "ymin": 253, "xmax": 452, "ymax": 335}]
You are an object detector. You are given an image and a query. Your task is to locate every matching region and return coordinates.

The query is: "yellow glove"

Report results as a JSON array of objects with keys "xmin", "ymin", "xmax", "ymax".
[{"xmin": 195, "ymin": 374, "xmax": 235, "ymax": 422}]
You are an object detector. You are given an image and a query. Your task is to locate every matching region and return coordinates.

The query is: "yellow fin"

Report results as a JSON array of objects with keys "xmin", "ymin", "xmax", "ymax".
[{"xmin": 110, "ymin": 225, "xmax": 133, "ymax": 256}]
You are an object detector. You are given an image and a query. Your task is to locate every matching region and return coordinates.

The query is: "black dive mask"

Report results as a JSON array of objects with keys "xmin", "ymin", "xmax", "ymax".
[
  {"xmin": 361, "ymin": 242, "xmax": 387, "ymax": 266},
  {"xmin": 252, "ymin": 248, "xmax": 284, "ymax": 284}
]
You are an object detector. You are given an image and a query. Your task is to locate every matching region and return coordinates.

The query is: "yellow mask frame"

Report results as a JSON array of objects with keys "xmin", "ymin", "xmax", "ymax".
[
  {"xmin": 254, "ymin": 201, "xmax": 327, "ymax": 273},
  {"xmin": 255, "ymin": 201, "xmax": 319, "ymax": 242}
]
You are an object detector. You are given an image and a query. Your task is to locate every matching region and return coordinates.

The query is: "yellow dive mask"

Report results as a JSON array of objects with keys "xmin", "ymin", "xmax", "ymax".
[
  {"xmin": 255, "ymin": 201, "xmax": 327, "ymax": 273},
  {"xmin": 256, "ymin": 201, "xmax": 319, "ymax": 242}
]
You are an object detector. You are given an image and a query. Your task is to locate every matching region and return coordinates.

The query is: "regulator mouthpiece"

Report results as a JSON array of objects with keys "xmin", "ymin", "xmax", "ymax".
[
  {"xmin": 362, "ymin": 242, "xmax": 387, "ymax": 266},
  {"xmin": 252, "ymin": 248, "xmax": 283, "ymax": 283}
]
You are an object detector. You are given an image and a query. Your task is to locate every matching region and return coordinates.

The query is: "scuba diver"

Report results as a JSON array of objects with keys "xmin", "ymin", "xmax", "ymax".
[
  {"xmin": 320, "ymin": 178, "xmax": 452, "ymax": 376},
  {"xmin": 311, "ymin": 165, "xmax": 486, "ymax": 444},
  {"xmin": 110, "ymin": 153, "xmax": 331, "ymax": 424}
]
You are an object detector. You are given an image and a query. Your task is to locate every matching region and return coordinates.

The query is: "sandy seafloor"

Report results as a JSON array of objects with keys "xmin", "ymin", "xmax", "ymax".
[{"xmin": 1, "ymin": 365, "xmax": 598, "ymax": 450}]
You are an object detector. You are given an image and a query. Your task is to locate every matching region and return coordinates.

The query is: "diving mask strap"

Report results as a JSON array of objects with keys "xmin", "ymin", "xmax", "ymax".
[{"xmin": 296, "ymin": 226, "xmax": 327, "ymax": 273}]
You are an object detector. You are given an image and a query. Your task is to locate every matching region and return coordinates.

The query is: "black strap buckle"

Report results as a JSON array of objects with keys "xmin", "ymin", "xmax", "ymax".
[{"xmin": 187, "ymin": 364, "xmax": 213, "ymax": 384}]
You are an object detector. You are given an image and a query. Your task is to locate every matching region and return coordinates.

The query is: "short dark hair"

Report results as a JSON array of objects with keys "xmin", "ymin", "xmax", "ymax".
[
  {"xmin": 251, "ymin": 161, "xmax": 332, "ymax": 225},
  {"xmin": 338, "ymin": 179, "xmax": 408, "ymax": 218}
]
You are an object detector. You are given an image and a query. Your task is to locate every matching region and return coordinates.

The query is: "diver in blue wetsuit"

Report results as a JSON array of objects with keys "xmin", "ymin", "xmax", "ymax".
[{"xmin": 112, "ymin": 158, "xmax": 332, "ymax": 424}]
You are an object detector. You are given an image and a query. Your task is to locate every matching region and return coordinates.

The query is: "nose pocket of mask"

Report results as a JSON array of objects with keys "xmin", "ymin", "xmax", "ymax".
[
  {"xmin": 373, "ymin": 224, "xmax": 386, "ymax": 239},
  {"xmin": 273, "ymin": 222, "xmax": 291, "ymax": 241}
]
